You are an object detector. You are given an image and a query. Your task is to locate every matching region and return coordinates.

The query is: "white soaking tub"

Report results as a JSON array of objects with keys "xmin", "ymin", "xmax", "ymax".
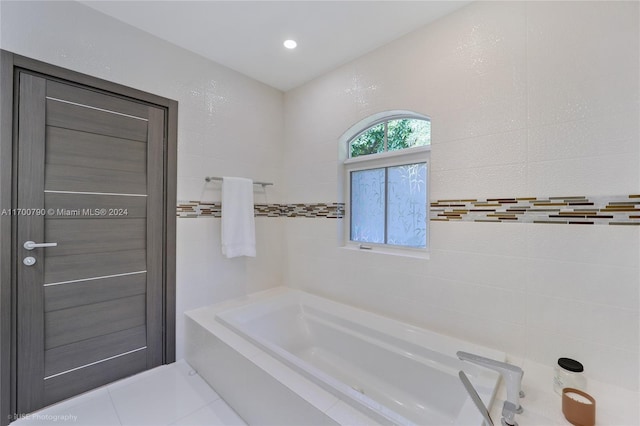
[{"xmin": 186, "ymin": 288, "xmax": 503, "ymax": 426}]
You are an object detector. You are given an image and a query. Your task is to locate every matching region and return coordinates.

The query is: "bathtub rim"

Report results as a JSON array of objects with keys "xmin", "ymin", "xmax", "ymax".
[
  {"xmin": 187, "ymin": 286, "xmax": 504, "ymax": 425},
  {"xmin": 217, "ymin": 288, "xmax": 506, "ymax": 365},
  {"xmin": 185, "ymin": 286, "xmax": 381, "ymax": 425},
  {"xmin": 215, "ymin": 287, "xmax": 503, "ymax": 425}
]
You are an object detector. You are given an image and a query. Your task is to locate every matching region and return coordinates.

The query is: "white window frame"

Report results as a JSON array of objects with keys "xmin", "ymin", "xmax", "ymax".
[{"xmin": 342, "ymin": 113, "xmax": 431, "ymax": 258}]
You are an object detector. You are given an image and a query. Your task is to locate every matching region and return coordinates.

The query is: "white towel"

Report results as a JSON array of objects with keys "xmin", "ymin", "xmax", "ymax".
[{"xmin": 221, "ymin": 177, "xmax": 256, "ymax": 258}]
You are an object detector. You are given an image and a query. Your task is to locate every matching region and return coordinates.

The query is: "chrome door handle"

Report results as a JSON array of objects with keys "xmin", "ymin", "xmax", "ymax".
[{"xmin": 23, "ymin": 241, "xmax": 58, "ymax": 250}]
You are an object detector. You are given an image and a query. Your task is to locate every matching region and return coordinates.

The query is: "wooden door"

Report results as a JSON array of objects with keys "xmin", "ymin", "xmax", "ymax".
[{"xmin": 16, "ymin": 72, "xmax": 165, "ymax": 413}]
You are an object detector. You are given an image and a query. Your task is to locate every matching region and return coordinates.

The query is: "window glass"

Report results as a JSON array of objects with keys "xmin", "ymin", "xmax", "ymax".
[
  {"xmin": 387, "ymin": 163, "xmax": 427, "ymax": 248},
  {"xmin": 349, "ymin": 118, "xmax": 430, "ymax": 158},
  {"xmin": 388, "ymin": 119, "xmax": 431, "ymax": 151},
  {"xmin": 349, "ymin": 123, "xmax": 385, "ymax": 158},
  {"xmin": 350, "ymin": 168, "xmax": 385, "ymax": 244}
]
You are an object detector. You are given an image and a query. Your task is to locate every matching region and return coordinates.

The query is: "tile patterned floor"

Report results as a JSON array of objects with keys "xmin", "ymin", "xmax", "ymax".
[{"xmin": 13, "ymin": 360, "xmax": 246, "ymax": 426}]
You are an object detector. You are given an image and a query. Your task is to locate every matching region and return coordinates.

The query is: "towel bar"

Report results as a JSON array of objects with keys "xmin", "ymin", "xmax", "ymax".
[{"xmin": 204, "ymin": 176, "xmax": 273, "ymax": 187}]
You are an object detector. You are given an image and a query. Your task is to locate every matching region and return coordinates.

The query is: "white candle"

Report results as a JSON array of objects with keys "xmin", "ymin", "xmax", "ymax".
[{"xmin": 566, "ymin": 392, "xmax": 593, "ymax": 405}]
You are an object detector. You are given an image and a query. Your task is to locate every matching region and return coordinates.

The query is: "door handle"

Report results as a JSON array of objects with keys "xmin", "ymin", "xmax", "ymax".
[{"xmin": 23, "ymin": 241, "xmax": 58, "ymax": 250}]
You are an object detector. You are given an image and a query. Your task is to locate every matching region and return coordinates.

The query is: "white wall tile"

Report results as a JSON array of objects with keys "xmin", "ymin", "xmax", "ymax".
[
  {"xmin": 429, "ymin": 249, "xmax": 528, "ymax": 293},
  {"xmin": 435, "ymin": 97, "xmax": 528, "ymax": 145},
  {"xmin": 525, "ymin": 293, "xmax": 638, "ymax": 352},
  {"xmin": 430, "ymin": 221, "xmax": 529, "ymax": 257},
  {"xmin": 176, "ymin": 219, "xmax": 283, "ymax": 360},
  {"xmin": 526, "ymin": 225, "xmax": 640, "ymax": 268},
  {"xmin": 527, "ymin": 111, "xmax": 640, "ymax": 163},
  {"xmin": 431, "ymin": 129, "xmax": 527, "ymax": 172},
  {"xmin": 526, "ymin": 1, "xmax": 639, "ymax": 127},
  {"xmin": 431, "ymin": 163, "xmax": 528, "ymax": 200},
  {"xmin": 282, "ymin": 1, "xmax": 639, "ymax": 392},
  {"xmin": 526, "ymin": 258, "xmax": 639, "ymax": 311},
  {"xmin": 527, "ymin": 154, "xmax": 639, "ymax": 196}
]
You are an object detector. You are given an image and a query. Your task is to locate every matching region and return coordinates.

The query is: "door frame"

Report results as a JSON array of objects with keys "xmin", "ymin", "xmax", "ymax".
[{"xmin": 0, "ymin": 50, "xmax": 177, "ymax": 425}]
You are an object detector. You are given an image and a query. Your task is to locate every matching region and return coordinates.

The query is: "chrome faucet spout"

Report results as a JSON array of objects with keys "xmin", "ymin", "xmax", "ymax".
[{"xmin": 457, "ymin": 351, "xmax": 524, "ymax": 426}]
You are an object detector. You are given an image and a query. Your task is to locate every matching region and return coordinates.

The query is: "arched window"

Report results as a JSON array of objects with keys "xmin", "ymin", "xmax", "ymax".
[
  {"xmin": 343, "ymin": 113, "xmax": 430, "ymax": 253},
  {"xmin": 349, "ymin": 117, "xmax": 430, "ymax": 158}
]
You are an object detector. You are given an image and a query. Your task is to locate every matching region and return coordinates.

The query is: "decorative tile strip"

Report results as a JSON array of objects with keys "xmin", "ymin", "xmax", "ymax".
[
  {"xmin": 281, "ymin": 203, "xmax": 344, "ymax": 218},
  {"xmin": 179, "ymin": 195, "xmax": 639, "ymax": 225},
  {"xmin": 177, "ymin": 202, "xmax": 344, "ymax": 219},
  {"xmin": 430, "ymin": 195, "xmax": 640, "ymax": 225}
]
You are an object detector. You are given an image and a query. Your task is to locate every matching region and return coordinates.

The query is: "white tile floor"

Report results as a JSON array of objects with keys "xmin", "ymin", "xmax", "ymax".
[{"xmin": 13, "ymin": 360, "xmax": 247, "ymax": 426}]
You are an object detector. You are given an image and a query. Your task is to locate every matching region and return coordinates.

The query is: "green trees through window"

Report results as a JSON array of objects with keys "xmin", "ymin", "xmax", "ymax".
[{"xmin": 349, "ymin": 119, "xmax": 431, "ymax": 158}]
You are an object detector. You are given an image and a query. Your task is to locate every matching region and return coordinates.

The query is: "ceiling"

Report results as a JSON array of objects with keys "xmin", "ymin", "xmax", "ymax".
[{"xmin": 81, "ymin": 1, "xmax": 471, "ymax": 92}]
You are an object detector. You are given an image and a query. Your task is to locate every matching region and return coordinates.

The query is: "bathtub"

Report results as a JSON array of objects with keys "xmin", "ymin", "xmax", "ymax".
[{"xmin": 186, "ymin": 288, "xmax": 503, "ymax": 425}]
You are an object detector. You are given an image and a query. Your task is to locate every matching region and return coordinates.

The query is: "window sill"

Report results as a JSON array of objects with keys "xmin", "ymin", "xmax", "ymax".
[{"xmin": 340, "ymin": 244, "xmax": 430, "ymax": 260}]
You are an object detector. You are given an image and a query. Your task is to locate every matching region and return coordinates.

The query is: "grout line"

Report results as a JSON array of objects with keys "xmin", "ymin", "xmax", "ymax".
[
  {"xmin": 324, "ymin": 398, "xmax": 342, "ymax": 413},
  {"xmin": 106, "ymin": 387, "xmax": 124, "ymax": 426},
  {"xmin": 169, "ymin": 401, "xmax": 218, "ymax": 426},
  {"xmin": 164, "ymin": 363, "xmax": 224, "ymax": 425}
]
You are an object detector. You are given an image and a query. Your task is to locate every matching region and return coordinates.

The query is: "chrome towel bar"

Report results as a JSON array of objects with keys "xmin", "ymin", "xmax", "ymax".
[{"xmin": 204, "ymin": 176, "xmax": 273, "ymax": 187}]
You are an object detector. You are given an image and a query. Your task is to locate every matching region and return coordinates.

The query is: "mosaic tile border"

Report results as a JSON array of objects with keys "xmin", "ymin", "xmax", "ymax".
[
  {"xmin": 177, "ymin": 202, "xmax": 345, "ymax": 219},
  {"xmin": 430, "ymin": 194, "xmax": 640, "ymax": 225},
  {"xmin": 178, "ymin": 195, "xmax": 640, "ymax": 225}
]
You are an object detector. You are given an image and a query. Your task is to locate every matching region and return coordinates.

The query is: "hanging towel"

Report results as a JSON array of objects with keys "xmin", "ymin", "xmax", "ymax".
[{"xmin": 221, "ymin": 177, "xmax": 256, "ymax": 258}]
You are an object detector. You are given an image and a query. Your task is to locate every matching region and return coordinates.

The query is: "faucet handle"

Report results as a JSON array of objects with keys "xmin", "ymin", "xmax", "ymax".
[
  {"xmin": 501, "ymin": 402, "xmax": 520, "ymax": 426},
  {"xmin": 457, "ymin": 351, "xmax": 524, "ymax": 426}
]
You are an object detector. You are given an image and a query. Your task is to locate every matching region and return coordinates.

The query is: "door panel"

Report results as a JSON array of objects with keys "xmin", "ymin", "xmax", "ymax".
[
  {"xmin": 44, "ymin": 326, "xmax": 147, "ymax": 378},
  {"xmin": 44, "ymin": 273, "xmax": 147, "ymax": 312},
  {"xmin": 16, "ymin": 72, "xmax": 165, "ymax": 414},
  {"xmin": 46, "ymin": 98, "xmax": 148, "ymax": 141},
  {"xmin": 43, "ymin": 249, "xmax": 147, "ymax": 284},
  {"xmin": 44, "ymin": 193, "xmax": 147, "ymax": 219},
  {"xmin": 45, "ymin": 164, "xmax": 147, "ymax": 194},
  {"xmin": 44, "ymin": 295, "xmax": 146, "ymax": 350},
  {"xmin": 45, "ymin": 218, "xmax": 146, "ymax": 256},
  {"xmin": 46, "ymin": 126, "xmax": 147, "ymax": 174},
  {"xmin": 45, "ymin": 79, "xmax": 151, "ymax": 119}
]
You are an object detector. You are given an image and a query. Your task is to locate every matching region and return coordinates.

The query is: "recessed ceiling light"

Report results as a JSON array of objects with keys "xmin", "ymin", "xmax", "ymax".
[{"xmin": 283, "ymin": 39, "xmax": 297, "ymax": 49}]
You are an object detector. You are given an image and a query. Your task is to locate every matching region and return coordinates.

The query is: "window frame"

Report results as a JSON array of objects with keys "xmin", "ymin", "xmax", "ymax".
[
  {"xmin": 343, "ymin": 114, "xmax": 431, "ymax": 258},
  {"xmin": 348, "ymin": 115, "xmax": 431, "ymax": 159}
]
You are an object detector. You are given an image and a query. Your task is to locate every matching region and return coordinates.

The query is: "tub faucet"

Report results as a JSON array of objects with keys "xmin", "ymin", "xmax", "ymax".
[{"xmin": 457, "ymin": 351, "xmax": 524, "ymax": 426}]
